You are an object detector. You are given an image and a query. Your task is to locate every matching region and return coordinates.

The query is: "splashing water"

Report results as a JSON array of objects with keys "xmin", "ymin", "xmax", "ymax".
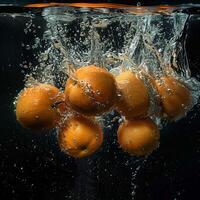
[
  {"xmin": 24, "ymin": 6, "xmax": 200, "ymax": 123},
  {"xmin": 8, "ymin": 4, "xmax": 200, "ymax": 199}
]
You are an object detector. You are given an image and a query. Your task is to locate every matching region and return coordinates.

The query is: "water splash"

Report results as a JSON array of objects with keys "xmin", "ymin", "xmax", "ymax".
[
  {"xmin": 11, "ymin": 5, "xmax": 200, "ymax": 199},
  {"xmin": 22, "ymin": 7, "xmax": 199, "ymax": 123}
]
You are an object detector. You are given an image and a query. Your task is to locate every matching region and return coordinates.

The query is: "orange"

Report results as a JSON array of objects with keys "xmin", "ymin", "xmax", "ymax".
[
  {"xmin": 58, "ymin": 115, "xmax": 103, "ymax": 158},
  {"xmin": 115, "ymin": 71, "xmax": 149, "ymax": 119},
  {"xmin": 117, "ymin": 118, "xmax": 160, "ymax": 156},
  {"xmin": 66, "ymin": 3, "xmax": 133, "ymax": 8},
  {"xmin": 65, "ymin": 65, "xmax": 117, "ymax": 115},
  {"xmin": 154, "ymin": 76, "xmax": 191, "ymax": 119},
  {"xmin": 25, "ymin": 3, "xmax": 134, "ymax": 8},
  {"xmin": 16, "ymin": 83, "xmax": 66, "ymax": 131}
]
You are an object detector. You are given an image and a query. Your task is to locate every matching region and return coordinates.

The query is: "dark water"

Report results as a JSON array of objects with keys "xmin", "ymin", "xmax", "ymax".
[{"xmin": 0, "ymin": 5, "xmax": 200, "ymax": 200}]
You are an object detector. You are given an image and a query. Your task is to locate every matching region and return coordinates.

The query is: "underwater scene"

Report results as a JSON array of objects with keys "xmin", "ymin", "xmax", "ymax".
[{"xmin": 0, "ymin": 2, "xmax": 200, "ymax": 200}]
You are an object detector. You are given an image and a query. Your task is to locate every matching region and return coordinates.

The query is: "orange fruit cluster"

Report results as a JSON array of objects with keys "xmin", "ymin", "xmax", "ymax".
[{"xmin": 15, "ymin": 65, "xmax": 191, "ymax": 158}]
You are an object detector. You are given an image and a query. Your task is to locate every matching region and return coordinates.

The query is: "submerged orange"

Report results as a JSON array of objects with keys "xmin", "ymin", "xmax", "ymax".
[
  {"xmin": 65, "ymin": 65, "xmax": 117, "ymax": 115},
  {"xmin": 115, "ymin": 71, "xmax": 149, "ymax": 119},
  {"xmin": 58, "ymin": 115, "xmax": 103, "ymax": 158},
  {"xmin": 16, "ymin": 83, "xmax": 66, "ymax": 131},
  {"xmin": 117, "ymin": 118, "xmax": 160, "ymax": 156},
  {"xmin": 155, "ymin": 76, "xmax": 191, "ymax": 119}
]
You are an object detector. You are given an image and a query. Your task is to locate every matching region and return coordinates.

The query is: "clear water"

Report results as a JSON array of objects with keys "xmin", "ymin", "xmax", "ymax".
[
  {"xmin": 0, "ymin": 4, "xmax": 200, "ymax": 200},
  {"xmin": 25, "ymin": 6, "xmax": 200, "ymax": 119}
]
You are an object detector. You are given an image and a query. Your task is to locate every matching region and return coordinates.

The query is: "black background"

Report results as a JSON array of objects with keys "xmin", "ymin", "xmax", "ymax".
[{"xmin": 0, "ymin": 5, "xmax": 200, "ymax": 200}]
